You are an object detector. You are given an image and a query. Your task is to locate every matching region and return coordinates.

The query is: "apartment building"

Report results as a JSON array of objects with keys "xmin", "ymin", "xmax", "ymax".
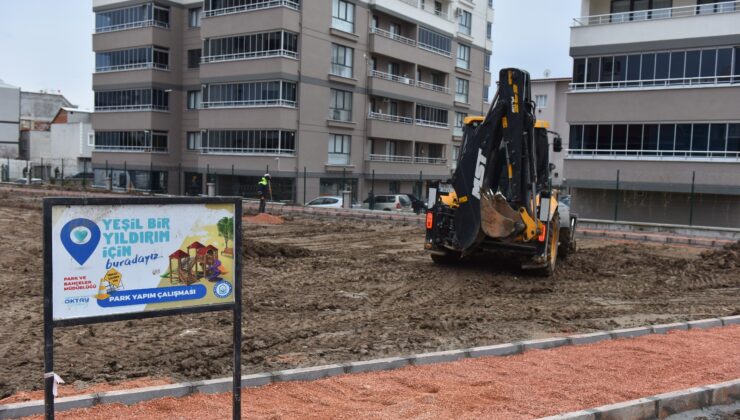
[
  {"xmin": 567, "ymin": 0, "xmax": 740, "ymax": 228},
  {"xmin": 0, "ymin": 80, "xmax": 21, "ymax": 159},
  {"xmin": 530, "ymin": 77, "xmax": 570, "ymax": 186},
  {"xmin": 91, "ymin": 0, "xmax": 493, "ymax": 200}
]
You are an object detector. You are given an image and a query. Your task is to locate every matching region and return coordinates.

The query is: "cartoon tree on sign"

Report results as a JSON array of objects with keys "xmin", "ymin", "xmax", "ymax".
[{"xmin": 217, "ymin": 217, "xmax": 234, "ymax": 251}]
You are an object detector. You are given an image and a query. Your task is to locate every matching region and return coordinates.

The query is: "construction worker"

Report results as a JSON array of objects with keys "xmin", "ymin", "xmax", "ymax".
[{"xmin": 258, "ymin": 174, "xmax": 271, "ymax": 213}]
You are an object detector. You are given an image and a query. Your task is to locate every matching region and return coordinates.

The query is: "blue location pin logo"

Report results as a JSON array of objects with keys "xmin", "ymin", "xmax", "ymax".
[{"xmin": 60, "ymin": 218, "xmax": 101, "ymax": 266}]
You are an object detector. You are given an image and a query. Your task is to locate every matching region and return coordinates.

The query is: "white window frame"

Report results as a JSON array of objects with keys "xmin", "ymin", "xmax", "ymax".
[
  {"xmin": 332, "ymin": 0, "xmax": 355, "ymax": 33},
  {"xmin": 328, "ymin": 134, "xmax": 351, "ymax": 165},
  {"xmin": 457, "ymin": 44, "xmax": 470, "ymax": 70},
  {"xmin": 331, "ymin": 43, "xmax": 354, "ymax": 78}
]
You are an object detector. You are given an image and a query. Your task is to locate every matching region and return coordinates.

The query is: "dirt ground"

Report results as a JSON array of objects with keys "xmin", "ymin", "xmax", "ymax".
[{"xmin": 0, "ymin": 192, "xmax": 738, "ymax": 400}]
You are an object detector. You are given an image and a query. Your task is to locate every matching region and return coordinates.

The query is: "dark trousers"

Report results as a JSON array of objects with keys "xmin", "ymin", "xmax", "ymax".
[{"xmin": 259, "ymin": 196, "xmax": 266, "ymax": 213}]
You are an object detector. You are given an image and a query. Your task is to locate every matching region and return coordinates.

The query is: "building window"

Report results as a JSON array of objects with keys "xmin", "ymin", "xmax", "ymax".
[
  {"xmin": 535, "ymin": 94, "xmax": 548, "ymax": 109},
  {"xmin": 94, "ymin": 131, "xmax": 168, "ymax": 152},
  {"xmin": 202, "ymin": 31, "xmax": 298, "ymax": 63},
  {"xmin": 95, "ymin": 46, "xmax": 169, "ymax": 72},
  {"xmin": 416, "ymin": 104, "xmax": 448, "ymax": 128},
  {"xmin": 328, "ymin": 134, "xmax": 351, "ymax": 164},
  {"xmin": 189, "ymin": 7, "xmax": 202, "ymax": 27},
  {"xmin": 697, "ymin": 0, "xmax": 736, "ymax": 14},
  {"xmin": 94, "ymin": 89, "xmax": 169, "ymax": 112},
  {"xmin": 202, "ymin": 80, "xmax": 297, "ymax": 108},
  {"xmin": 187, "ymin": 90, "xmax": 201, "ymax": 109},
  {"xmin": 485, "ymin": 52, "xmax": 491, "ymax": 72},
  {"xmin": 456, "ymin": 44, "xmax": 470, "ymax": 70},
  {"xmin": 418, "ymin": 27, "xmax": 451, "ymax": 56},
  {"xmin": 458, "ymin": 10, "xmax": 472, "ymax": 36},
  {"xmin": 452, "ymin": 145, "xmax": 461, "ymax": 162},
  {"xmin": 455, "ymin": 78, "xmax": 469, "ymax": 103},
  {"xmin": 488, "ymin": 0, "xmax": 493, "ymax": 8},
  {"xmin": 569, "ymin": 122, "xmax": 740, "ymax": 158},
  {"xmin": 201, "ymin": 130, "xmax": 296, "ymax": 155},
  {"xmin": 486, "ymin": 22, "xmax": 492, "ymax": 40},
  {"xmin": 332, "ymin": 0, "xmax": 355, "ymax": 33},
  {"xmin": 188, "ymin": 49, "xmax": 201, "ymax": 68},
  {"xmin": 454, "ymin": 112, "xmax": 467, "ymax": 136},
  {"xmin": 483, "ymin": 85, "xmax": 490, "ymax": 102},
  {"xmin": 329, "ymin": 89, "xmax": 352, "ymax": 121},
  {"xmin": 95, "ymin": 3, "xmax": 170, "ymax": 33},
  {"xmin": 187, "ymin": 132, "xmax": 201, "ymax": 150},
  {"xmin": 572, "ymin": 47, "xmax": 740, "ymax": 90},
  {"xmin": 331, "ymin": 44, "xmax": 354, "ymax": 78}
]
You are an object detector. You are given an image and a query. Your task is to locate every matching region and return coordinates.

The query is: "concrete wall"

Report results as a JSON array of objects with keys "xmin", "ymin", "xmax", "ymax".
[{"xmin": 571, "ymin": 188, "xmax": 740, "ymax": 228}]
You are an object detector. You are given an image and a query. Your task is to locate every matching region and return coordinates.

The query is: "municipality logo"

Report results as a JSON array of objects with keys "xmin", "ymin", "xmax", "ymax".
[
  {"xmin": 61, "ymin": 218, "xmax": 101, "ymax": 265},
  {"xmin": 213, "ymin": 281, "xmax": 233, "ymax": 299}
]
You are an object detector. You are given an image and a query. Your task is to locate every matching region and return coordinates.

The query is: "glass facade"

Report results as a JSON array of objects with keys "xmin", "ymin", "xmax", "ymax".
[
  {"xmin": 328, "ymin": 134, "xmax": 351, "ymax": 164},
  {"xmin": 418, "ymin": 27, "xmax": 451, "ymax": 56},
  {"xmin": 94, "ymin": 89, "xmax": 169, "ymax": 112},
  {"xmin": 455, "ymin": 78, "xmax": 469, "ymax": 103},
  {"xmin": 569, "ymin": 122, "xmax": 740, "ymax": 158},
  {"xmin": 203, "ymin": 31, "xmax": 298, "ymax": 62},
  {"xmin": 201, "ymin": 130, "xmax": 296, "ymax": 155},
  {"xmin": 416, "ymin": 105, "xmax": 448, "ymax": 127},
  {"xmin": 457, "ymin": 44, "xmax": 470, "ymax": 70},
  {"xmin": 332, "ymin": 0, "xmax": 355, "ymax": 33},
  {"xmin": 329, "ymin": 89, "xmax": 352, "ymax": 121},
  {"xmin": 202, "ymin": 80, "xmax": 297, "ymax": 108},
  {"xmin": 95, "ymin": 3, "xmax": 169, "ymax": 32},
  {"xmin": 204, "ymin": 0, "xmax": 301, "ymax": 16},
  {"xmin": 573, "ymin": 46, "xmax": 740, "ymax": 89},
  {"xmin": 94, "ymin": 131, "xmax": 168, "ymax": 152},
  {"xmin": 331, "ymin": 44, "xmax": 354, "ymax": 78},
  {"xmin": 95, "ymin": 46, "xmax": 169, "ymax": 72}
]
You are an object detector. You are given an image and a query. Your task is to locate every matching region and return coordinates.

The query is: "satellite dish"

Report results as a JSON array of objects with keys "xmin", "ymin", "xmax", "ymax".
[{"xmin": 543, "ymin": 69, "xmax": 552, "ymax": 78}]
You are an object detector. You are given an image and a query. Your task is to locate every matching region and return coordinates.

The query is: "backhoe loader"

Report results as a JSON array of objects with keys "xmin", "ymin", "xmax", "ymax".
[{"xmin": 424, "ymin": 68, "xmax": 577, "ymax": 275}]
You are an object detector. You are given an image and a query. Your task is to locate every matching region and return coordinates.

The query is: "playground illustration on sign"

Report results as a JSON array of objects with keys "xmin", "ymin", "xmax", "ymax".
[{"xmin": 50, "ymin": 203, "xmax": 237, "ymax": 320}]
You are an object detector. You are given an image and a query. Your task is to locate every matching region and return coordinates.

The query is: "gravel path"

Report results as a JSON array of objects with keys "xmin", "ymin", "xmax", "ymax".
[{"xmin": 20, "ymin": 325, "xmax": 740, "ymax": 419}]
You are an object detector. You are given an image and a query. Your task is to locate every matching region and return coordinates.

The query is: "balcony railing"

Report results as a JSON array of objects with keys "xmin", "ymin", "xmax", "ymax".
[
  {"xmin": 414, "ymin": 156, "xmax": 447, "ymax": 165},
  {"xmin": 568, "ymin": 149, "xmax": 740, "ymax": 160},
  {"xmin": 94, "ymin": 145, "xmax": 167, "ymax": 153},
  {"xmin": 370, "ymin": 70, "xmax": 414, "ymax": 85},
  {"xmin": 571, "ymin": 75, "xmax": 739, "ymax": 91},
  {"xmin": 398, "ymin": 0, "xmax": 453, "ymax": 21},
  {"xmin": 415, "ymin": 119, "xmax": 449, "ymax": 129},
  {"xmin": 370, "ymin": 27, "xmax": 416, "ymax": 46},
  {"xmin": 95, "ymin": 20, "xmax": 169, "ymax": 33},
  {"xmin": 95, "ymin": 63, "xmax": 169, "ymax": 73},
  {"xmin": 368, "ymin": 154, "xmax": 414, "ymax": 163},
  {"xmin": 201, "ymin": 99, "xmax": 297, "ymax": 109},
  {"xmin": 200, "ymin": 147, "xmax": 296, "ymax": 156},
  {"xmin": 573, "ymin": 0, "xmax": 739, "ymax": 26},
  {"xmin": 95, "ymin": 105, "xmax": 169, "ymax": 112},
  {"xmin": 416, "ymin": 80, "xmax": 450, "ymax": 93},
  {"xmin": 368, "ymin": 112, "xmax": 413, "ymax": 124},
  {"xmin": 201, "ymin": 49, "xmax": 297, "ymax": 63},
  {"xmin": 204, "ymin": 0, "xmax": 300, "ymax": 18},
  {"xmin": 418, "ymin": 42, "xmax": 452, "ymax": 58}
]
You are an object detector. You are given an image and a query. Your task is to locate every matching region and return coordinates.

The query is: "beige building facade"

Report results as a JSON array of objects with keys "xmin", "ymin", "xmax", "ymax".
[{"xmin": 91, "ymin": 0, "xmax": 493, "ymax": 201}]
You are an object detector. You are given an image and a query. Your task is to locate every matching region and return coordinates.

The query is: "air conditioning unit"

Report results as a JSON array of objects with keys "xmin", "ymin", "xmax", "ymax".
[
  {"xmin": 382, "ymin": 98, "xmax": 391, "ymax": 103},
  {"xmin": 454, "ymin": 7, "xmax": 463, "ymax": 17}
]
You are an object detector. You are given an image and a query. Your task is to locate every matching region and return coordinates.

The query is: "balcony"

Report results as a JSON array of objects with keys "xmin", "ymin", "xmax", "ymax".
[
  {"xmin": 203, "ymin": 0, "xmax": 299, "ymax": 18},
  {"xmin": 572, "ymin": 1, "xmax": 740, "ymax": 50},
  {"xmin": 201, "ymin": 2, "xmax": 300, "ymax": 39},
  {"xmin": 368, "ymin": 70, "xmax": 450, "ymax": 103},
  {"xmin": 368, "ymin": 111, "xmax": 413, "ymax": 125},
  {"xmin": 369, "ymin": 27, "xmax": 452, "ymax": 70},
  {"xmin": 93, "ymin": 26, "xmax": 171, "ymax": 52},
  {"xmin": 395, "ymin": 0, "xmax": 455, "ymax": 22}
]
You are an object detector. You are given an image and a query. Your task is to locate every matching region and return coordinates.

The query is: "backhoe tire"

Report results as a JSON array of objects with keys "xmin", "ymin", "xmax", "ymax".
[
  {"xmin": 430, "ymin": 249, "xmax": 462, "ymax": 265},
  {"xmin": 534, "ymin": 213, "xmax": 559, "ymax": 277},
  {"xmin": 558, "ymin": 228, "xmax": 572, "ymax": 260}
]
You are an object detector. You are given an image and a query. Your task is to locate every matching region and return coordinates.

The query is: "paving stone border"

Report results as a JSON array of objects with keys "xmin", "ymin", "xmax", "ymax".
[
  {"xmin": 541, "ymin": 379, "xmax": 740, "ymax": 420},
  {"xmin": 1, "ymin": 315, "xmax": 738, "ymax": 419}
]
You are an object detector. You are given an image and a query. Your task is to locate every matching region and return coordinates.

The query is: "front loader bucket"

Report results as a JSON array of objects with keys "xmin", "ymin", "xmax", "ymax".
[{"xmin": 480, "ymin": 191, "xmax": 520, "ymax": 238}]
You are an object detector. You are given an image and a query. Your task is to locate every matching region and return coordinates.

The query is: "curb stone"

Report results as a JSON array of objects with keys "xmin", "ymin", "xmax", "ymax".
[{"xmin": 1, "ymin": 319, "xmax": 737, "ymax": 419}]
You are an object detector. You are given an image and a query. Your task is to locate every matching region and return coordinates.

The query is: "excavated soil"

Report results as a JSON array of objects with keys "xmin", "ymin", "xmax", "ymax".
[{"xmin": 0, "ymin": 194, "xmax": 738, "ymax": 400}]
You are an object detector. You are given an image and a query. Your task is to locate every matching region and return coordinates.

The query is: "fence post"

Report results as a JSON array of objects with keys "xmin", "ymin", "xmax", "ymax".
[
  {"xmin": 60, "ymin": 158, "xmax": 64, "ymax": 186},
  {"xmin": 149, "ymin": 161, "xmax": 154, "ymax": 195},
  {"xmin": 178, "ymin": 163, "xmax": 182, "ymax": 196},
  {"xmin": 82, "ymin": 160, "xmax": 87, "ymax": 189},
  {"xmin": 613, "ymin": 169, "xmax": 620, "ymax": 222},
  {"xmin": 342, "ymin": 168, "xmax": 346, "ymax": 193},
  {"xmin": 232, "ymin": 164, "xmax": 236, "ymax": 196},
  {"xmin": 688, "ymin": 171, "xmax": 696, "ymax": 226},
  {"xmin": 303, "ymin": 166, "xmax": 306, "ymax": 205},
  {"xmin": 419, "ymin": 170, "xmax": 423, "ymax": 197},
  {"xmin": 40, "ymin": 158, "xmax": 44, "ymax": 182},
  {"xmin": 123, "ymin": 161, "xmax": 128, "ymax": 191},
  {"xmin": 371, "ymin": 170, "xmax": 375, "ymax": 210}
]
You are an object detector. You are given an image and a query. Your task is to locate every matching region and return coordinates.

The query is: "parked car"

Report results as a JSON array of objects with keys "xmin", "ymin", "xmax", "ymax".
[
  {"xmin": 13, "ymin": 178, "xmax": 43, "ymax": 185},
  {"xmin": 363, "ymin": 194, "xmax": 412, "ymax": 212},
  {"xmin": 404, "ymin": 193, "xmax": 427, "ymax": 214},
  {"xmin": 305, "ymin": 196, "xmax": 343, "ymax": 208}
]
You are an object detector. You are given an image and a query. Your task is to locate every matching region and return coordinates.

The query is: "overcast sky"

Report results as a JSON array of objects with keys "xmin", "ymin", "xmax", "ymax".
[{"xmin": 0, "ymin": 0, "xmax": 579, "ymax": 109}]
